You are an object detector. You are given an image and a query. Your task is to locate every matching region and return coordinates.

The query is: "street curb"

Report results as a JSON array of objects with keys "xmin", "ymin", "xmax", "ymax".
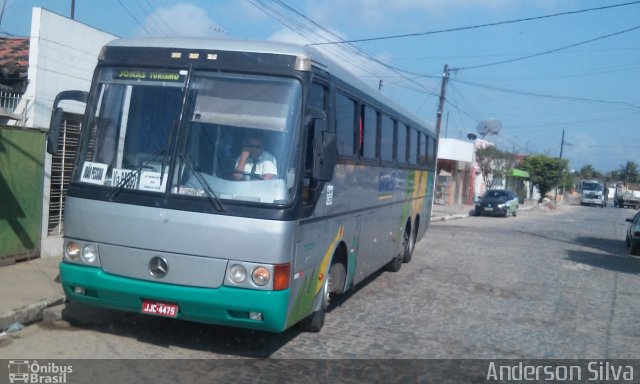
[
  {"xmin": 430, "ymin": 204, "xmax": 536, "ymax": 222},
  {"xmin": 431, "ymin": 214, "xmax": 469, "ymax": 222},
  {"xmin": 0, "ymin": 295, "xmax": 66, "ymax": 330}
]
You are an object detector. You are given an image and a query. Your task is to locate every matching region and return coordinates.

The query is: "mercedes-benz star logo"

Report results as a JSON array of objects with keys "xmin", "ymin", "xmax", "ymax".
[{"xmin": 148, "ymin": 256, "xmax": 169, "ymax": 278}]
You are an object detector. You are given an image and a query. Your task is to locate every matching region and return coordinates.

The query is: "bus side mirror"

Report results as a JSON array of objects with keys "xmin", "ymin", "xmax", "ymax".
[
  {"xmin": 46, "ymin": 90, "xmax": 89, "ymax": 155},
  {"xmin": 306, "ymin": 107, "xmax": 326, "ymax": 123},
  {"xmin": 313, "ymin": 124, "xmax": 336, "ymax": 182},
  {"xmin": 46, "ymin": 108, "xmax": 64, "ymax": 155}
]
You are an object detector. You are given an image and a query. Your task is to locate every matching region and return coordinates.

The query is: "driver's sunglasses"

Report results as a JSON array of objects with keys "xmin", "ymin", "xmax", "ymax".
[{"xmin": 248, "ymin": 144, "xmax": 263, "ymax": 149}]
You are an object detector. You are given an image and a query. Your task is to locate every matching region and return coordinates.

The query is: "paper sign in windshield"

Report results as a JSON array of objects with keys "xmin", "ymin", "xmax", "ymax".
[
  {"xmin": 112, "ymin": 168, "xmax": 137, "ymax": 189},
  {"xmin": 80, "ymin": 162, "xmax": 108, "ymax": 185},
  {"xmin": 140, "ymin": 171, "xmax": 168, "ymax": 192}
]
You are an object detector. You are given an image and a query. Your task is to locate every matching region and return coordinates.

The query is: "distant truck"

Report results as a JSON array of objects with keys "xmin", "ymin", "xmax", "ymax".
[
  {"xmin": 580, "ymin": 180, "xmax": 607, "ymax": 207},
  {"xmin": 614, "ymin": 184, "xmax": 640, "ymax": 209}
]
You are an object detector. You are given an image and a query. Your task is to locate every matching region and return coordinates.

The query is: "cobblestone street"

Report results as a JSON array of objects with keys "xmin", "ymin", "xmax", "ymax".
[{"xmin": 3, "ymin": 204, "xmax": 639, "ymax": 363}]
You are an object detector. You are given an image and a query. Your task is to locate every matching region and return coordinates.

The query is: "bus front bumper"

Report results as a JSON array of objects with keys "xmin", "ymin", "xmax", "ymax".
[{"xmin": 59, "ymin": 262, "xmax": 291, "ymax": 332}]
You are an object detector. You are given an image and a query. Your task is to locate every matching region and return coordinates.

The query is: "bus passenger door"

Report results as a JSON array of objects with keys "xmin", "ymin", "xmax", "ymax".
[{"xmin": 353, "ymin": 212, "xmax": 378, "ymax": 283}]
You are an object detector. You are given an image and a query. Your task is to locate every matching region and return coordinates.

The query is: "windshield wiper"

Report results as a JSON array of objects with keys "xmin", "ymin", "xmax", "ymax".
[{"xmin": 182, "ymin": 154, "xmax": 226, "ymax": 212}]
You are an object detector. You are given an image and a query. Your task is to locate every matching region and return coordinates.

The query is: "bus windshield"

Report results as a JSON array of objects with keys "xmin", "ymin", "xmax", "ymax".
[{"xmin": 76, "ymin": 67, "xmax": 302, "ymax": 205}]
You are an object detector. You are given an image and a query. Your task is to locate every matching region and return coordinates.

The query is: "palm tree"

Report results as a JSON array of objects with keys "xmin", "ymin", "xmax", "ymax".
[
  {"xmin": 619, "ymin": 161, "xmax": 639, "ymax": 186},
  {"xmin": 579, "ymin": 164, "xmax": 596, "ymax": 180}
]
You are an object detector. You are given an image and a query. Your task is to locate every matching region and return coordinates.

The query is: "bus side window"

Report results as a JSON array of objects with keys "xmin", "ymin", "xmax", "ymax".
[{"xmin": 335, "ymin": 91, "xmax": 356, "ymax": 157}]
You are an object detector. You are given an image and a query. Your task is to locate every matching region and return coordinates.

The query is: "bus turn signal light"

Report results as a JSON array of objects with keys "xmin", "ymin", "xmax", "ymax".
[{"xmin": 273, "ymin": 264, "xmax": 291, "ymax": 291}]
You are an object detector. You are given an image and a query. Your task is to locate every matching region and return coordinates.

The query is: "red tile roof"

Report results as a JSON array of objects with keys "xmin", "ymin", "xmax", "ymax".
[{"xmin": 0, "ymin": 37, "xmax": 29, "ymax": 75}]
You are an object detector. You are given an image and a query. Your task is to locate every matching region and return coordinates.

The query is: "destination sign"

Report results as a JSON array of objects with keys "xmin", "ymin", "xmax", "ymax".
[{"xmin": 113, "ymin": 70, "xmax": 185, "ymax": 82}]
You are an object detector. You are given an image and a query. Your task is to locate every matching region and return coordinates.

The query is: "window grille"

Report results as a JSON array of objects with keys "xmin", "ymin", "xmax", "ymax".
[{"xmin": 48, "ymin": 113, "xmax": 82, "ymax": 236}]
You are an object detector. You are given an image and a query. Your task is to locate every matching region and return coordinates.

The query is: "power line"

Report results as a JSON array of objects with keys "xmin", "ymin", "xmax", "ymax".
[
  {"xmin": 134, "ymin": 0, "xmax": 175, "ymax": 36},
  {"xmin": 309, "ymin": 1, "xmax": 640, "ymax": 46},
  {"xmin": 455, "ymin": 24, "xmax": 640, "ymax": 70},
  {"xmin": 117, "ymin": 0, "xmax": 151, "ymax": 35},
  {"xmin": 451, "ymin": 78, "xmax": 640, "ymax": 110},
  {"xmin": 249, "ymin": 0, "xmax": 441, "ymax": 99}
]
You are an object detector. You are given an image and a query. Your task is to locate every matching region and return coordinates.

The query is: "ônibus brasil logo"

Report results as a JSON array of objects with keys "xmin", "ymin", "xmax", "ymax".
[{"xmin": 8, "ymin": 360, "xmax": 72, "ymax": 384}]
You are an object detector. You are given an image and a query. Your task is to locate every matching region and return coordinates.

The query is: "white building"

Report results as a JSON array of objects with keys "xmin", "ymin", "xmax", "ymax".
[{"xmin": 10, "ymin": 8, "xmax": 116, "ymax": 257}]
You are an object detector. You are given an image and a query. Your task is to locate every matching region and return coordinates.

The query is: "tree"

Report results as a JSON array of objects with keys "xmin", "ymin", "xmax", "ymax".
[
  {"xmin": 619, "ymin": 161, "xmax": 639, "ymax": 185},
  {"xmin": 606, "ymin": 170, "xmax": 619, "ymax": 182},
  {"xmin": 578, "ymin": 164, "xmax": 603, "ymax": 180},
  {"xmin": 475, "ymin": 145, "xmax": 517, "ymax": 190},
  {"xmin": 522, "ymin": 154, "xmax": 568, "ymax": 203}
]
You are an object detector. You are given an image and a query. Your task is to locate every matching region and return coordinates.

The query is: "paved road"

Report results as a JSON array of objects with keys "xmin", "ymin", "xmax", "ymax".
[{"xmin": 1, "ymin": 204, "xmax": 639, "ymax": 361}]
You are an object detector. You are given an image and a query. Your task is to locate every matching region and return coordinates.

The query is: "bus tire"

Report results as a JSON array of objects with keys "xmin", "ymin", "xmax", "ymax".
[
  {"xmin": 384, "ymin": 252, "xmax": 402, "ymax": 272},
  {"xmin": 401, "ymin": 225, "xmax": 415, "ymax": 264},
  {"xmin": 299, "ymin": 268, "xmax": 332, "ymax": 332}
]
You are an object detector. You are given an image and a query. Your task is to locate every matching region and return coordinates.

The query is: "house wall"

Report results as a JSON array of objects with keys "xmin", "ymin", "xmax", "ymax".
[
  {"xmin": 0, "ymin": 126, "xmax": 45, "ymax": 263},
  {"xmin": 5, "ymin": 8, "xmax": 117, "ymax": 259},
  {"xmin": 438, "ymin": 138, "xmax": 473, "ymax": 163},
  {"xmin": 436, "ymin": 138, "xmax": 474, "ymax": 205},
  {"xmin": 25, "ymin": 8, "xmax": 117, "ymax": 129}
]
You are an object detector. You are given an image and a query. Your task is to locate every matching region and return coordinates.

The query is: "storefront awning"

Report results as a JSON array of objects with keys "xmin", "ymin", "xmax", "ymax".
[{"xmin": 511, "ymin": 168, "xmax": 529, "ymax": 178}]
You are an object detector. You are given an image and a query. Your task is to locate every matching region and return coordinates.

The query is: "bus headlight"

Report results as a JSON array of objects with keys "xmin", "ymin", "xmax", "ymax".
[
  {"xmin": 82, "ymin": 244, "xmax": 99, "ymax": 263},
  {"xmin": 252, "ymin": 267, "xmax": 270, "ymax": 286},
  {"xmin": 229, "ymin": 264, "xmax": 247, "ymax": 284},
  {"xmin": 65, "ymin": 242, "xmax": 82, "ymax": 261}
]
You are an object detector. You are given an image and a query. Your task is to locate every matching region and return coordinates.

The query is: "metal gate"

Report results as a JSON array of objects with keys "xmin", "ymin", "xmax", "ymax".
[{"xmin": 47, "ymin": 113, "xmax": 82, "ymax": 236}]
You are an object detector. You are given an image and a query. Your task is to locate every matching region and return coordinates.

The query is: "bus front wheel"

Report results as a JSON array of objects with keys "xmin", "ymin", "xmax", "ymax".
[{"xmin": 299, "ymin": 269, "xmax": 332, "ymax": 332}]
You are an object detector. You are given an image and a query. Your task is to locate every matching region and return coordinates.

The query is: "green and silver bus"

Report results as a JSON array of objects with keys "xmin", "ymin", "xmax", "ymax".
[{"xmin": 47, "ymin": 37, "xmax": 436, "ymax": 332}]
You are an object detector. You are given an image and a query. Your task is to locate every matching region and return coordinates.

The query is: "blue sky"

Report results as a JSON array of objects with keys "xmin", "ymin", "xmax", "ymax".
[{"xmin": 2, "ymin": 0, "xmax": 639, "ymax": 174}]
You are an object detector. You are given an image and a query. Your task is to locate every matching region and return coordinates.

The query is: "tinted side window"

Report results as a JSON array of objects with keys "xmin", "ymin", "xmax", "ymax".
[
  {"xmin": 429, "ymin": 137, "xmax": 436, "ymax": 164},
  {"xmin": 419, "ymin": 133, "xmax": 428, "ymax": 165},
  {"xmin": 397, "ymin": 124, "xmax": 408, "ymax": 164},
  {"xmin": 335, "ymin": 92, "xmax": 356, "ymax": 157},
  {"xmin": 409, "ymin": 128, "xmax": 418, "ymax": 165},
  {"xmin": 362, "ymin": 105, "xmax": 377, "ymax": 160},
  {"xmin": 381, "ymin": 114, "xmax": 394, "ymax": 162},
  {"xmin": 309, "ymin": 82, "xmax": 327, "ymax": 110}
]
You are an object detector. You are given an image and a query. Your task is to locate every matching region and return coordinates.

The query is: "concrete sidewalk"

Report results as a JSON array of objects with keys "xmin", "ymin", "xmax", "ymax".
[
  {"xmin": 0, "ymin": 202, "xmax": 531, "ymax": 331},
  {"xmin": 430, "ymin": 203, "xmax": 475, "ymax": 221},
  {"xmin": 0, "ymin": 255, "xmax": 65, "ymax": 331}
]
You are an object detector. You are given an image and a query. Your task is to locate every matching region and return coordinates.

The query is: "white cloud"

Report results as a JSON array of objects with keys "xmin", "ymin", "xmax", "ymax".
[{"xmin": 141, "ymin": 3, "xmax": 225, "ymax": 37}]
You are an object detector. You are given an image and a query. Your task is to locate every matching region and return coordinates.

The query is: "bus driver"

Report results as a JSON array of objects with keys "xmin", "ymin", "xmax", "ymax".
[{"xmin": 233, "ymin": 135, "xmax": 277, "ymax": 180}]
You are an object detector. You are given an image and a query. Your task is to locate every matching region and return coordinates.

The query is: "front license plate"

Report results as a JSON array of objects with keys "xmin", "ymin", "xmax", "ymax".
[
  {"xmin": 484, "ymin": 207, "xmax": 493, "ymax": 211},
  {"xmin": 141, "ymin": 300, "xmax": 178, "ymax": 318}
]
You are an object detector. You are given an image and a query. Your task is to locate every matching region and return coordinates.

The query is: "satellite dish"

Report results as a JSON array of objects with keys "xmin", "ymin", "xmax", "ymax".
[
  {"xmin": 476, "ymin": 119, "xmax": 502, "ymax": 138},
  {"xmin": 467, "ymin": 133, "xmax": 477, "ymax": 141}
]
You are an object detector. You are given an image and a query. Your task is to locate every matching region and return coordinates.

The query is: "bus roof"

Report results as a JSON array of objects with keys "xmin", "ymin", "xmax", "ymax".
[{"xmin": 105, "ymin": 37, "xmax": 434, "ymax": 133}]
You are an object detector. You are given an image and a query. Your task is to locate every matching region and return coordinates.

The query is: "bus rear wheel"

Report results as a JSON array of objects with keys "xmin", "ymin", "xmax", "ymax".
[{"xmin": 401, "ymin": 226, "xmax": 415, "ymax": 264}]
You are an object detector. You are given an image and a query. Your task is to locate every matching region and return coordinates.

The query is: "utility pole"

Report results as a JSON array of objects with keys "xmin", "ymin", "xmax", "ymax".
[
  {"xmin": 0, "ymin": 0, "xmax": 7, "ymax": 27},
  {"xmin": 434, "ymin": 64, "xmax": 449, "ymax": 158},
  {"xmin": 71, "ymin": 0, "xmax": 75, "ymax": 19},
  {"xmin": 554, "ymin": 129, "xmax": 565, "ymax": 203}
]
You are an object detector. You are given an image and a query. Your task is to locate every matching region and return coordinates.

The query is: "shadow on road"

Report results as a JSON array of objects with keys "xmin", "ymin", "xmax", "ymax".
[
  {"xmin": 574, "ymin": 236, "xmax": 628, "ymax": 255},
  {"xmin": 566, "ymin": 250, "xmax": 640, "ymax": 275},
  {"xmin": 45, "ymin": 268, "xmax": 389, "ymax": 357},
  {"xmin": 51, "ymin": 303, "xmax": 299, "ymax": 357}
]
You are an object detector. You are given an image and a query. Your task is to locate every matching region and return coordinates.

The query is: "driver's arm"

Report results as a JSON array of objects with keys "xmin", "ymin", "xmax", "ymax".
[
  {"xmin": 261, "ymin": 159, "xmax": 277, "ymax": 180},
  {"xmin": 233, "ymin": 150, "xmax": 250, "ymax": 180}
]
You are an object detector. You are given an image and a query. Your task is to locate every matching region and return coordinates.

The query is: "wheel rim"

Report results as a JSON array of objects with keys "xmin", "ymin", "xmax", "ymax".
[{"xmin": 321, "ymin": 273, "xmax": 331, "ymax": 310}]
